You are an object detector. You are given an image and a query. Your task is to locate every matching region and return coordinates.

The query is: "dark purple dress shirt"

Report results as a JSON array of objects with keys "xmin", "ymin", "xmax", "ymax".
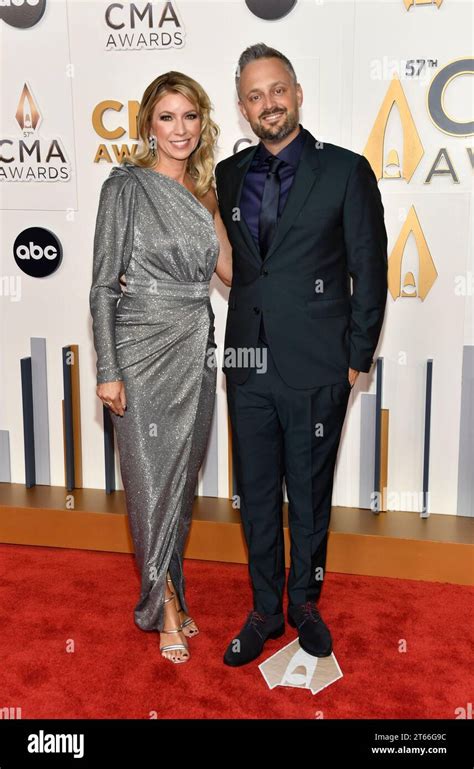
[{"xmin": 240, "ymin": 123, "xmax": 307, "ymax": 247}]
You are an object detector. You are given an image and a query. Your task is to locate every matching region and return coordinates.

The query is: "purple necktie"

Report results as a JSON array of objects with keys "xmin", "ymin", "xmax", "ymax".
[{"xmin": 258, "ymin": 155, "xmax": 284, "ymax": 258}]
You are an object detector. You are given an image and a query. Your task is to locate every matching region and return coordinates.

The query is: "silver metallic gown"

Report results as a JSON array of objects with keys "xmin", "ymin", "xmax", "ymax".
[{"xmin": 89, "ymin": 161, "xmax": 219, "ymax": 632}]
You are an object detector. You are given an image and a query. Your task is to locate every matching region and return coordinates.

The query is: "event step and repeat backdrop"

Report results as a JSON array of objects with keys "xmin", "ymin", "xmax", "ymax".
[{"xmin": 0, "ymin": 0, "xmax": 472, "ymax": 515}]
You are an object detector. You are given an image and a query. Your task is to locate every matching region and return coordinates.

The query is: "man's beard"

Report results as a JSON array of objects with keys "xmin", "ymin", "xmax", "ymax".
[{"xmin": 250, "ymin": 107, "xmax": 299, "ymax": 143}]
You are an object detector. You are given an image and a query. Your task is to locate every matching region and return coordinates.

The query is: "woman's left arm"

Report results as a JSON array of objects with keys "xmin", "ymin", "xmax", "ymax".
[{"xmin": 205, "ymin": 187, "xmax": 233, "ymax": 287}]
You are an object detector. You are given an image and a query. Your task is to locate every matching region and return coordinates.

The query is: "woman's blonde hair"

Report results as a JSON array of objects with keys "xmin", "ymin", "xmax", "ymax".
[{"xmin": 123, "ymin": 71, "xmax": 219, "ymax": 199}]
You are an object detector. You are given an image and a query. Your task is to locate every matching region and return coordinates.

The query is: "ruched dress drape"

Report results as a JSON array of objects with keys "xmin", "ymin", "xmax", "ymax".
[{"xmin": 89, "ymin": 161, "xmax": 219, "ymax": 632}]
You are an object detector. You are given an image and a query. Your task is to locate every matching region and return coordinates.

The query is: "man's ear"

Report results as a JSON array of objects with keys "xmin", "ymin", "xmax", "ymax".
[{"xmin": 296, "ymin": 83, "xmax": 303, "ymax": 109}]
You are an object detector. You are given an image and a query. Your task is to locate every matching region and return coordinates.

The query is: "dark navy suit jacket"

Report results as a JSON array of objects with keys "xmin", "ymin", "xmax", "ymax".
[{"xmin": 215, "ymin": 127, "xmax": 388, "ymax": 388}]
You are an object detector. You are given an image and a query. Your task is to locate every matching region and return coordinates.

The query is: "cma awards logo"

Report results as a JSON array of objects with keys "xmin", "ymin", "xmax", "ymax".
[
  {"xmin": 0, "ymin": 0, "xmax": 46, "ymax": 29},
  {"xmin": 388, "ymin": 206, "xmax": 438, "ymax": 302},
  {"xmin": 92, "ymin": 100, "xmax": 141, "ymax": 164},
  {"xmin": 364, "ymin": 59, "xmax": 473, "ymax": 302},
  {"xmin": 0, "ymin": 83, "xmax": 72, "ymax": 181},
  {"xmin": 104, "ymin": 1, "xmax": 185, "ymax": 51}
]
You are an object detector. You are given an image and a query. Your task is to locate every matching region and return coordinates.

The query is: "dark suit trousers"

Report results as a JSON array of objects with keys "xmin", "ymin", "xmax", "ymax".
[{"xmin": 226, "ymin": 332, "xmax": 352, "ymax": 616}]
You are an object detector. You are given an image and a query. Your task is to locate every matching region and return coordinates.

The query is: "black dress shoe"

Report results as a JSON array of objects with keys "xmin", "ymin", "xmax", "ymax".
[
  {"xmin": 223, "ymin": 611, "xmax": 285, "ymax": 667},
  {"xmin": 287, "ymin": 601, "xmax": 333, "ymax": 657}
]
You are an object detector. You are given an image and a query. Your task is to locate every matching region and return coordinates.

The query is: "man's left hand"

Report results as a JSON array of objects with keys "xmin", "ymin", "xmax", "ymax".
[{"xmin": 348, "ymin": 368, "xmax": 359, "ymax": 387}]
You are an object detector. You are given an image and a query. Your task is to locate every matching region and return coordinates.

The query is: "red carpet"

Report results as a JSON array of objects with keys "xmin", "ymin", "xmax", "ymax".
[{"xmin": 0, "ymin": 542, "xmax": 472, "ymax": 719}]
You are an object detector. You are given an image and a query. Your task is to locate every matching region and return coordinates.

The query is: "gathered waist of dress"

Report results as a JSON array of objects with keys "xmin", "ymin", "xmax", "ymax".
[
  {"xmin": 116, "ymin": 279, "xmax": 213, "ymax": 323},
  {"xmin": 122, "ymin": 278, "xmax": 211, "ymax": 299}
]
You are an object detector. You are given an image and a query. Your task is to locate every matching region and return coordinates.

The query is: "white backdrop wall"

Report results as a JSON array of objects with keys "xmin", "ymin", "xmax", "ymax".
[{"xmin": 1, "ymin": 0, "xmax": 472, "ymax": 515}]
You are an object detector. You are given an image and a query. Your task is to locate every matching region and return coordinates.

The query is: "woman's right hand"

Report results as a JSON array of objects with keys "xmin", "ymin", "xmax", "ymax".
[{"xmin": 96, "ymin": 380, "xmax": 127, "ymax": 417}]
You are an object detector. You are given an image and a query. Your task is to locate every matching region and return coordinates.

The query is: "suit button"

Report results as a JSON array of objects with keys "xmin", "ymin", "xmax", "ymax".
[
  {"xmin": 260, "ymin": 269, "xmax": 268, "ymax": 277},
  {"xmin": 253, "ymin": 307, "xmax": 260, "ymax": 314}
]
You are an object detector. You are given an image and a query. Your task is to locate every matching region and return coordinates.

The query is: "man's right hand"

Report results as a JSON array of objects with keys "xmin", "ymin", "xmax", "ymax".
[{"xmin": 96, "ymin": 380, "xmax": 127, "ymax": 416}]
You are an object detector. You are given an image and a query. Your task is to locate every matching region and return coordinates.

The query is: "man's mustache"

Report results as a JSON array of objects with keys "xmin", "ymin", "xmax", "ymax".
[{"xmin": 259, "ymin": 109, "xmax": 286, "ymax": 119}]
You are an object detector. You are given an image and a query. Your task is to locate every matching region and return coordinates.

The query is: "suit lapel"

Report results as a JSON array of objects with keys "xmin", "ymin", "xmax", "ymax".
[
  {"xmin": 231, "ymin": 128, "xmax": 321, "ymax": 266},
  {"xmin": 262, "ymin": 132, "xmax": 320, "ymax": 263}
]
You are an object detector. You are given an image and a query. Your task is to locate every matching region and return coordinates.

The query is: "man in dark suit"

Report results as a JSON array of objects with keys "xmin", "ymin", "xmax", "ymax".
[{"xmin": 215, "ymin": 43, "xmax": 388, "ymax": 667}]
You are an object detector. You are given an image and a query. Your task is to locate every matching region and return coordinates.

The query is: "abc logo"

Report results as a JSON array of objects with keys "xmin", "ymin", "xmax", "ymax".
[
  {"xmin": 14, "ymin": 227, "xmax": 63, "ymax": 278},
  {"xmin": 0, "ymin": 0, "xmax": 46, "ymax": 30},
  {"xmin": 245, "ymin": 0, "xmax": 297, "ymax": 20}
]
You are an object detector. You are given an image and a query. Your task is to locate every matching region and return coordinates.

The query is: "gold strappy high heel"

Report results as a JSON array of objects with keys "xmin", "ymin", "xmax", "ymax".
[
  {"xmin": 159, "ymin": 591, "xmax": 190, "ymax": 663},
  {"xmin": 167, "ymin": 576, "xmax": 199, "ymax": 638}
]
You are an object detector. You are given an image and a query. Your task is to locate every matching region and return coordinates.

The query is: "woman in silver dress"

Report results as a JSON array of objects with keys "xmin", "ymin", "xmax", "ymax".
[{"xmin": 89, "ymin": 72, "xmax": 232, "ymax": 663}]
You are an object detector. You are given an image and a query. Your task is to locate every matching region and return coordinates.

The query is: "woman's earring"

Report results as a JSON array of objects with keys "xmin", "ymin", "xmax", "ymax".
[{"xmin": 149, "ymin": 135, "xmax": 157, "ymax": 157}]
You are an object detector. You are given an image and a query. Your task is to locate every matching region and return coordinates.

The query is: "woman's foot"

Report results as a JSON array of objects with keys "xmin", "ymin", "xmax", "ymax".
[
  {"xmin": 176, "ymin": 607, "xmax": 199, "ymax": 638},
  {"xmin": 159, "ymin": 583, "xmax": 189, "ymax": 663},
  {"xmin": 167, "ymin": 577, "xmax": 199, "ymax": 638}
]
